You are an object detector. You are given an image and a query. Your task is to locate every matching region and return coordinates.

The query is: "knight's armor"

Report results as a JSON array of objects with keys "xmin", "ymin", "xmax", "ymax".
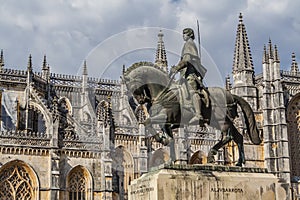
[{"xmin": 172, "ymin": 28, "xmax": 208, "ymax": 125}]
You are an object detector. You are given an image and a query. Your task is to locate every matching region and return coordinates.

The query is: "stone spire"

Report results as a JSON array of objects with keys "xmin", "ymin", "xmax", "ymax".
[
  {"xmin": 154, "ymin": 30, "xmax": 168, "ymax": 72},
  {"xmin": 27, "ymin": 54, "xmax": 33, "ymax": 73},
  {"xmin": 290, "ymin": 52, "xmax": 299, "ymax": 75},
  {"xmin": 0, "ymin": 49, "xmax": 4, "ymax": 70},
  {"xmin": 82, "ymin": 60, "xmax": 88, "ymax": 76},
  {"xmin": 225, "ymin": 74, "xmax": 231, "ymax": 90},
  {"xmin": 264, "ymin": 39, "xmax": 280, "ymax": 64},
  {"xmin": 263, "ymin": 39, "xmax": 281, "ymax": 81},
  {"xmin": 42, "ymin": 55, "xmax": 50, "ymax": 81},
  {"xmin": 122, "ymin": 64, "xmax": 126, "ymax": 74},
  {"xmin": 82, "ymin": 60, "xmax": 88, "ymax": 97},
  {"xmin": 268, "ymin": 38, "xmax": 273, "ymax": 59},
  {"xmin": 25, "ymin": 54, "xmax": 33, "ymax": 132},
  {"xmin": 232, "ymin": 13, "xmax": 254, "ymax": 73},
  {"xmin": 263, "ymin": 45, "xmax": 269, "ymax": 64},
  {"xmin": 231, "ymin": 13, "xmax": 257, "ymax": 109},
  {"xmin": 274, "ymin": 45, "xmax": 280, "ymax": 62},
  {"xmin": 42, "ymin": 55, "xmax": 47, "ymax": 70}
]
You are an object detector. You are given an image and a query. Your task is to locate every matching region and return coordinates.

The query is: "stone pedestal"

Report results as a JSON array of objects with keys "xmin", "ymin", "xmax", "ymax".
[{"xmin": 128, "ymin": 164, "xmax": 289, "ymax": 200}]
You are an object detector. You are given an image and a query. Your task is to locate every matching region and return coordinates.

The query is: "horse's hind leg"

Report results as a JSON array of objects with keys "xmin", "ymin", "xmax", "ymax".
[{"xmin": 231, "ymin": 125, "xmax": 245, "ymax": 166}]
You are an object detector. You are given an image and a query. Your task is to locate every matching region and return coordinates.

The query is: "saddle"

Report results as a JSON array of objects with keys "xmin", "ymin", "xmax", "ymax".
[
  {"xmin": 180, "ymin": 83, "xmax": 210, "ymax": 116},
  {"xmin": 181, "ymin": 83, "xmax": 210, "ymax": 108}
]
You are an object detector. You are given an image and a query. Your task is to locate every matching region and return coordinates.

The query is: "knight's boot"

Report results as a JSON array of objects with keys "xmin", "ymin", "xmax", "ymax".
[
  {"xmin": 201, "ymin": 88, "xmax": 210, "ymax": 108},
  {"xmin": 189, "ymin": 94, "xmax": 204, "ymax": 125}
]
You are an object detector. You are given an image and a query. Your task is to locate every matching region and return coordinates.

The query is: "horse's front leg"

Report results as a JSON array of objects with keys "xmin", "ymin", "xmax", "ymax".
[
  {"xmin": 144, "ymin": 107, "xmax": 168, "ymax": 126},
  {"xmin": 161, "ymin": 123, "xmax": 173, "ymax": 138},
  {"xmin": 207, "ymin": 133, "xmax": 232, "ymax": 164},
  {"xmin": 144, "ymin": 107, "xmax": 172, "ymax": 146},
  {"xmin": 144, "ymin": 123, "xmax": 169, "ymax": 146},
  {"xmin": 161, "ymin": 124, "xmax": 176, "ymax": 163}
]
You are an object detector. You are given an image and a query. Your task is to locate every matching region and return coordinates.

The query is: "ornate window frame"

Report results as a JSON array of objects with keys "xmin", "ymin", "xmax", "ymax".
[{"xmin": 0, "ymin": 160, "xmax": 39, "ymax": 200}]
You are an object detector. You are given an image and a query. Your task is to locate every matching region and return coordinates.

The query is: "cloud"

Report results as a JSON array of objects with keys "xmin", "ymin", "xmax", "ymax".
[{"xmin": 0, "ymin": 0, "xmax": 299, "ymax": 84}]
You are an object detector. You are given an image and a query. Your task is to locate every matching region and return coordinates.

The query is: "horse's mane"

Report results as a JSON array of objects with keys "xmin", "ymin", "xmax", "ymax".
[{"xmin": 124, "ymin": 61, "xmax": 168, "ymax": 77}]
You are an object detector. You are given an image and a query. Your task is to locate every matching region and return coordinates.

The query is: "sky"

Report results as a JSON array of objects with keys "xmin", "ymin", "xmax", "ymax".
[{"xmin": 0, "ymin": 0, "xmax": 299, "ymax": 84}]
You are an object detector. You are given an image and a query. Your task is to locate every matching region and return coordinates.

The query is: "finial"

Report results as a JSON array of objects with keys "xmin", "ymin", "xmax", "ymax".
[
  {"xmin": 42, "ymin": 54, "xmax": 47, "ymax": 70},
  {"xmin": 291, "ymin": 52, "xmax": 298, "ymax": 74},
  {"xmin": 154, "ymin": 30, "xmax": 168, "ymax": 71},
  {"xmin": 239, "ymin": 13, "xmax": 243, "ymax": 24},
  {"xmin": 274, "ymin": 45, "xmax": 280, "ymax": 62},
  {"xmin": 268, "ymin": 38, "xmax": 273, "ymax": 59},
  {"xmin": 27, "ymin": 54, "xmax": 32, "ymax": 71},
  {"xmin": 158, "ymin": 30, "xmax": 163, "ymax": 40},
  {"xmin": 0, "ymin": 49, "xmax": 4, "ymax": 67},
  {"xmin": 122, "ymin": 64, "xmax": 126, "ymax": 74},
  {"xmin": 292, "ymin": 52, "xmax": 296, "ymax": 62},
  {"xmin": 263, "ymin": 45, "xmax": 269, "ymax": 64},
  {"xmin": 225, "ymin": 74, "xmax": 231, "ymax": 90},
  {"xmin": 82, "ymin": 60, "xmax": 88, "ymax": 75}
]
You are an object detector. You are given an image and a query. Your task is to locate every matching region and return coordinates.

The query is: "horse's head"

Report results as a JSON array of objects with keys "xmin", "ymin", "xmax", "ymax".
[
  {"xmin": 123, "ymin": 62, "xmax": 170, "ymax": 103},
  {"xmin": 132, "ymin": 85, "xmax": 150, "ymax": 104},
  {"xmin": 123, "ymin": 75, "xmax": 143, "ymax": 96}
]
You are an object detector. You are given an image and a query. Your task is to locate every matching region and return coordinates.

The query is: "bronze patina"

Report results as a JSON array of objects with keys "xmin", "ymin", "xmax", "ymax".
[{"xmin": 123, "ymin": 61, "xmax": 261, "ymax": 167}]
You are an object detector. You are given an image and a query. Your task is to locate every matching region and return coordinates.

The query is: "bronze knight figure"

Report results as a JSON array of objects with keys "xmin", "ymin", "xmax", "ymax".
[{"xmin": 171, "ymin": 28, "xmax": 209, "ymax": 125}]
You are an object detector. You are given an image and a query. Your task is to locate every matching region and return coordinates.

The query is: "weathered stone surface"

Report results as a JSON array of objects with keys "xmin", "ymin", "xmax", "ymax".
[{"xmin": 128, "ymin": 164, "xmax": 287, "ymax": 200}]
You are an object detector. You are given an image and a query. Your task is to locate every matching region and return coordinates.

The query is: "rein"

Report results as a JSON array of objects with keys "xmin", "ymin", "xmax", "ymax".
[{"xmin": 152, "ymin": 72, "xmax": 177, "ymax": 104}]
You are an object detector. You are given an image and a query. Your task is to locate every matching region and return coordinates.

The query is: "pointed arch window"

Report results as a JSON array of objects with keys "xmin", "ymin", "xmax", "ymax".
[
  {"xmin": 67, "ymin": 166, "xmax": 92, "ymax": 200},
  {"xmin": 0, "ymin": 161, "xmax": 38, "ymax": 200},
  {"xmin": 97, "ymin": 101, "xmax": 108, "ymax": 122}
]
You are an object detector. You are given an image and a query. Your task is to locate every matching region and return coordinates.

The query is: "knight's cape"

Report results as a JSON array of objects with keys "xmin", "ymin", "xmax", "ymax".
[{"xmin": 181, "ymin": 39, "xmax": 207, "ymax": 78}]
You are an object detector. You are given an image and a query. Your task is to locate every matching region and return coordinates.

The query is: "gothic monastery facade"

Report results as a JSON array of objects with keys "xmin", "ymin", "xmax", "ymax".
[{"xmin": 0, "ymin": 13, "xmax": 299, "ymax": 199}]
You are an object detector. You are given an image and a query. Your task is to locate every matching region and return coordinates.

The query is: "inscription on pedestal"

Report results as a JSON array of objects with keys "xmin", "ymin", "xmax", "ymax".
[
  {"xmin": 130, "ymin": 187, "xmax": 154, "ymax": 195},
  {"xmin": 210, "ymin": 187, "xmax": 243, "ymax": 193}
]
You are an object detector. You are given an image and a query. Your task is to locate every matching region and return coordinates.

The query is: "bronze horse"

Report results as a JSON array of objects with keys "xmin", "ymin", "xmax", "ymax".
[{"xmin": 124, "ymin": 62, "xmax": 261, "ymax": 166}]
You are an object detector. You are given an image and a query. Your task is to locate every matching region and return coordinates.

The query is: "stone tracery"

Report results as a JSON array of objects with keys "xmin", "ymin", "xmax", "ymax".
[
  {"xmin": 287, "ymin": 94, "xmax": 300, "ymax": 178},
  {"xmin": 0, "ymin": 160, "xmax": 38, "ymax": 200},
  {"xmin": 67, "ymin": 166, "xmax": 92, "ymax": 200}
]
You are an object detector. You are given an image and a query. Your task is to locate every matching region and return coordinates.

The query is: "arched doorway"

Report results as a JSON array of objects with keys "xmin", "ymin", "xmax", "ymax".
[
  {"xmin": 112, "ymin": 146, "xmax": 134, "ymax": 200},
  {"xmin": 0, "ymin": 160, "xmax": 39, "ymax": 200}
]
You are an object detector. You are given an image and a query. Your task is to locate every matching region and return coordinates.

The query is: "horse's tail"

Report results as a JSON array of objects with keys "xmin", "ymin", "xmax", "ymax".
[{"xmin": 233, "ymin": 95, "xmax": 262, "ymax": 145}]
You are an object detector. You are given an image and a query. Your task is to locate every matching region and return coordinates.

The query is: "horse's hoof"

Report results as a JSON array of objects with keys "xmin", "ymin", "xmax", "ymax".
[
  {"xmin": 235, "ymin": 163, "xmax": 242, "ymax": 167},
  {"xmin": 207, "ymin": 156, "xmax": 215, "ymax": 164}
]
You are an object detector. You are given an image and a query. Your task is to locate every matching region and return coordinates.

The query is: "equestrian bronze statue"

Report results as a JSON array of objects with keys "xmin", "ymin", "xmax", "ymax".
[
  {"xmin": 123, "ymin": 61, "xmax": 261, "ymax": 166},
  {"xmin": 124, "ymin": 28, "xmax": 261, "ymax": 166}
]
